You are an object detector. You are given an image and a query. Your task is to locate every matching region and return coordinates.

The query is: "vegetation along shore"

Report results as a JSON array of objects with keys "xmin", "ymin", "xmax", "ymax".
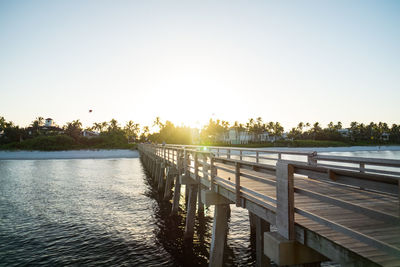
[{"xmin": 1, "ymin": 116, "xmax": 399, "ymax": 151}]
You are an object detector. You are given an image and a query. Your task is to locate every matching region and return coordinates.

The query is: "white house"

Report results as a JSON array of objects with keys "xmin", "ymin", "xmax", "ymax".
[
  {"xmin": 45, "ymin": 118, "xmax": 54, "ymax": 127},
  {"xmin": 381, "ymin": 132, "xmax": 390, "ymax": 141},
  {"xmin": 82, "ymin": 130, "xmax": 100, "ymax": 138},
  {"xmin": 218, "ymin": 129, "xmax": 278, "ymax": 144},
  {"xmin": 338, "ymin": 128, "xmax": 351, "ymax": 137}
]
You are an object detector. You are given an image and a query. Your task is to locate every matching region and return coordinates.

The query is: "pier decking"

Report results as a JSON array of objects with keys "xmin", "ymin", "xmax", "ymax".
[{"xmin": 138, "ymin": 144, "xmax": 400, "ymax": 266}]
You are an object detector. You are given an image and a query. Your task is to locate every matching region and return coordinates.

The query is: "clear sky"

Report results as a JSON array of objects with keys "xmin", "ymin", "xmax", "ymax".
[{"xmin": 1, "ymin": 0, "xmax": 399, "ymax": 130}]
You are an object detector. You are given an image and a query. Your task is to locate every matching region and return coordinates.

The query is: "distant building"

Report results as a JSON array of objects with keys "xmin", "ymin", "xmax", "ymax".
[
  {"xmin": 338, "ymin": 128, "xmax": 351, "ymax": 137},
  {"xmin": 27, "ymin": 117, "xmax": 63, "ymax": 135},
  {"xmin": 381, "ymin": 132, "xmax": 390, "ymax": 141},
  {"xmin": 45, "ymin": 118, "xmax": 54, "ymax": 127},
  {"xmin": 82, "ymin": 130, "xmax": 100, "ymax": 138},
  {"xmin": 217, "ymin": 129, "xmax": 282, "ymax": 144}
]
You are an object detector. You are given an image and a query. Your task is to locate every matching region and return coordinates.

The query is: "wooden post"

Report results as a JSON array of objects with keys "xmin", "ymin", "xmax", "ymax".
[
  {"xmin": 158, "ymin": 164, "xmax": 165, "ymax": 191},
  {"xmin": 210, "ymin": 156, "xmax": 217, "ymax": 191},
  {"xmin": 235, "ymin": 162, "xmax": 241, "ymax": 207},
  {"xmin": 249, "ymin": 211, "xmax": 257, "ymax": 240},
  {"xmin": 276, "ymin": 161, "xmax": 295, "ymax": 240},
  {"xmin": 256, "ymin": 216, "xmax": 271, "ymax": 267},
  {"xmin": 307, "ymin": 153, "xmax": 317, "ymax": 166},
  {"xmin": 195, "ymin": 153, "xmax": 204, "ymax": 214},
  {"xmin": 171, "ymin": 152, "xmax": 182, "ymax": 214},
  {"xmin": 164, "ymin": 169, "xmax": 174, "ymax": 200},
  {"xmin": 185, "ymin": 185, "xmax": 190, "ymax": 204},
  {"xmin": 209, "ymin": 204, "xmax": 230, "ymax": 267},
  {"xmin": 360, "ymin": 163, "xmax": 365, "ymax": 173},
  {"xmin": 184, "ymin": 184, "xmax": 199, "ymax": 240}
]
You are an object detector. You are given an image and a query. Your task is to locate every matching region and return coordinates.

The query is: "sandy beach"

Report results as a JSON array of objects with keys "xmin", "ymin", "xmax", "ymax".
[{"xmin": 0, "ymin": 149, "xmax": 139, "ymax": 160}]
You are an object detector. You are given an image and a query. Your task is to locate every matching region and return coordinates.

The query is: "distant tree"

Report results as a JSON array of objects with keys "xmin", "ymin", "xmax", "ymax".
[
  {"xmin": 64, "ymin": 120, "xmax": 82, "ymax": 140},
  {"xmin": 108, "ymin": 119, "xmax": 120, "ymax": 133},
  {"xmin": 124, "ymin": 120, "xmax": 140, "ymax": 142},
  {"xmin": 92, "ymin": 122, "xmax": 103, "ymax": 132},
  {"xmin": 140, "ymin": 126, "xmax": 150, "ymax": 141},
  {"xmin": 30, "ymin": 116, "xmax": 44, "ymax": 135}
]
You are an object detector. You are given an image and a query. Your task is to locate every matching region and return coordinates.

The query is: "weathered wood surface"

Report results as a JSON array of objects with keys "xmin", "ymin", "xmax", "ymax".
[{"xmin": 214, "ymin": 162, "xmax": 400, "ymax": 265}]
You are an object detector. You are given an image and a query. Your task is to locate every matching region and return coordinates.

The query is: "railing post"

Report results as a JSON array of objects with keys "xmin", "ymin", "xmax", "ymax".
[
  {"xmin": 227, "ymin": 149, "xmax": 231, "ymax": 159},
  {"xmin": 276, "ymin": 161, "xmax": 295, "ymax": 240},
  {"xmin": 256, "ymin": 151, "xmax": 259, "ymax": 163},
  {"xmin": 235, "ymin": 162, "xmax": 241, "ymax": 207},
  {"xmin": 239, "ymin": 150, "xmax": 243, "ymax": 161},
  {"xmin": 307, "ymin": 152, "xmax": 317, "ymax": 166},
  {"xmin": 217, "ymin": 148, "xmax": 220, "ymax": 157},
  {"xmin": 278, "ymin": 153, "xmax": 282, "ymax": 160},
  {"xmin": 210, "ymin": 155, "xmax": 217, "ymax": 191},
  {"xmin": 360, "ymin": 163, "xmax": 365, "ymax": 173},
  {"xmin": 194, "ymin": 152, "xmax": 199, "ymax": 181},
  {"xmin": 184, "ymin": 149, "xmax": 188, "ymax": 175}
]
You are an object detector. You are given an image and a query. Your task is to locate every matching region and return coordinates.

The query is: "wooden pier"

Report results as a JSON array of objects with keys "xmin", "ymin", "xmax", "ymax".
[{"xmin": 138, "ymin": 144, "xmax": 400, "ymax": 266}]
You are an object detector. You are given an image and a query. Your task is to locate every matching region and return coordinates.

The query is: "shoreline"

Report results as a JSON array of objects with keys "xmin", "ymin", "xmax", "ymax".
[{"xmin": 0, "ymin": 149, "xmax": 139, "ymax": 160}]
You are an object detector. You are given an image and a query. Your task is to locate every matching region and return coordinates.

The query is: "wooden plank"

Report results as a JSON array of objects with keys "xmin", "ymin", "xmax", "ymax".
[{"xmin": 295, "ymin": 208, "xmax": 400, "ymax": 258}]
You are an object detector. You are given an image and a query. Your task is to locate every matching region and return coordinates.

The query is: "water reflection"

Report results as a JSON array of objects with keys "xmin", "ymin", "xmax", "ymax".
[{"xmin": 140, "ymin": 159, "xmax": 256, "ymax": 266}]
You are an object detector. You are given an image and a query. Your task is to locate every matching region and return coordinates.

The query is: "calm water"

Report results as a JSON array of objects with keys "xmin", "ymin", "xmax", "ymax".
[
  {"xmin": 1, "ymin": 149, "xmax": 399, "ymax": 266},
  {"xmin": 0, "ymin": 158, "xmax": 254, "ymax": 266}
]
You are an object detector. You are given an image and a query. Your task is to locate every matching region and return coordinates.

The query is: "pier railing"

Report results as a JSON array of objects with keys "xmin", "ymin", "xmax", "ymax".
[
  {"xmin": 277, "ymin": 160, "xmax": 400, "ymax": 259},
  {"xmin": 138, "ymin": 143, "xmax": 400, "ymax": 265},
  {"xmin": 140, "ymin": 143, "xmax": 400, "ymax": 199}
]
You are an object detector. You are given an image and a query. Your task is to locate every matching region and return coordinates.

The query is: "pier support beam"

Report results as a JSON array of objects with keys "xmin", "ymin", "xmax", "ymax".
[
  {"xmin": 184, "ymin": 184, "xmax": 199, "ymax": 240},
  {"xmin": 171, "ymin": 174, "xmax": 182, "ymax": 215},
  {"xmin": 256, "ymin": 216, "xmax": 270, "ymax": 267},
  {"xmin": 249, "ymin": 211, "xmax": 257, "ymax": 241},
  {"xmin": 164, "ymin": 168, "xmax": 176, "ymax": 200},
  {"xmin": 209, "ymin": 204, "xmax": 230, "ymax": 267},
  {"xmin": 158, "ymin": 163, "xmax": 165, "ymax": 191},
  {"xmin": 197, "ymin": 184, "xmax": 204, "ymax": 215}
]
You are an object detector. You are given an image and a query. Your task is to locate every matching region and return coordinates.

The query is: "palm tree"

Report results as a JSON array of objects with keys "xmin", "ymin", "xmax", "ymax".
[
  {"xmin": 0, "ymin": 116, "xmax": 6, "ymax": 131},
  {"xmin": 31, "ymin": 116, "xmax": 44, "ymax": 135},
  {"xmin": 93, "ymin": 122, "xmax": 102, "ymax": 132},
  {"xmin": 142, "ymin": 126, "xmax": 150, "ymax": 140},
  {"xmin": 108, "ymin": 119, "xmax": 120, "ymax": 132},
  {"xmin": 64, "ymin": 120, "xmax": 82, "ymax": 140},
  {"xmin": 124, "ymin": 120, "xmax": 137, "ymax": 141},
  {"xmin": 101, "ymin": 121, "xmax": 108, "ymax": 132}
]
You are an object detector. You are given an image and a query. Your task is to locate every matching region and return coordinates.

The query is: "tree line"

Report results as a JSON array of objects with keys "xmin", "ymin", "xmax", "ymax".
[{"xmin": 1, "ymin": 115, "xmax": 400, "ymax": 149}]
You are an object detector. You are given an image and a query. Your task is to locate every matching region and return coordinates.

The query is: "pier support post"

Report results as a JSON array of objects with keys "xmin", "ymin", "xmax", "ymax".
[
  {"xmin": 185, "ymin": 185, "xmax": 190, "ymax": 204},
  {"xmin": 184, "ymin": 184, "xmax": 199, "ymax": 240},
  {"xmin": 164, "ymin": 168, "xmax": 175, "ymax": 200},
  {"xmin": 158, "ymin": 163, "xmax": 165, "ymax": 191},
  {"xmin": 209, "ymin": 204, "xmax": 230, "ymax": 267},
  {"xmin": 171, "ymin": 152, "xmax": 183, "ymax": 215},
  {"xmin": 249, "ymin": 211, "xmax": 257, "ymax": 241},
  {"xmin": 197, "ymin": 184, "xmax": 204, "ymax": 215},
  {"xmin": 171, "ymin": 174, "xmax": 182, "ymax": 214},
  {"xmin": 256, "ymin": 216, "xmax": 270, "ymax": 267}
]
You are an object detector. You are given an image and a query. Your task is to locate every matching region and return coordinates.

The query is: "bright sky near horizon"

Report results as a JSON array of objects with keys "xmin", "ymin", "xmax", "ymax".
[{"xmin": 1, "ymin": 0, "xmax": 399, "ymax": 131}]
